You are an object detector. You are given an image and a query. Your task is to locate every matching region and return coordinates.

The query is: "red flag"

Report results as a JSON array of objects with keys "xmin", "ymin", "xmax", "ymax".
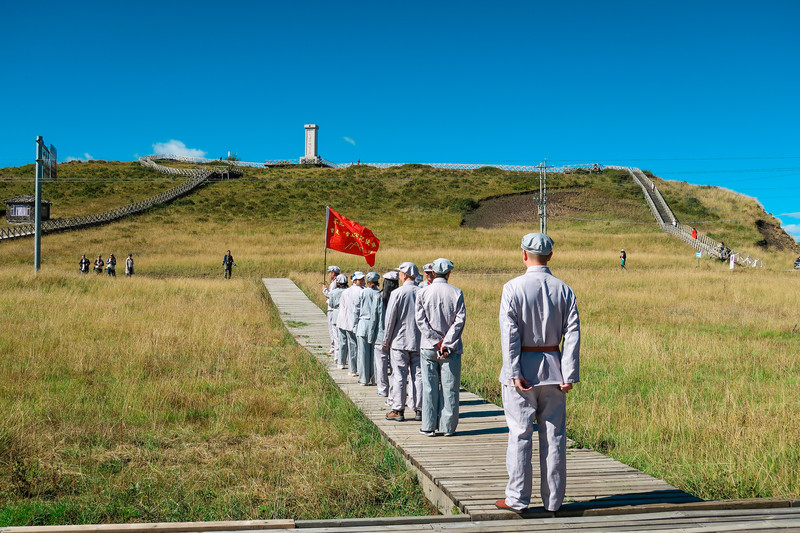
[{"xmin": 325, "ymin": 207, "xmax": 380, "ymax": 267}]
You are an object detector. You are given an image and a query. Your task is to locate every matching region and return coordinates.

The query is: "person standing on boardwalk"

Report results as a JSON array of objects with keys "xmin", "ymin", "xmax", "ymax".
[
  {"xmin": 353, "ymin": 271, "xmax": 383, "ymax": 386},
  {"xmin": 125, "ymin": 254, "xmax": 134, "ymax": 276},
  {"xmin": 79, "ymin": 254, "xmax": 90, "ymax": 274},
  {"xmin": 375, "ymin": 271, "xmax": 400, "ymax": 397},
  {"xmin": 223, "ymin": 250, "xmax": 235, "ymax": 279},
  {"xmin": 383, "ymin": 262, "xmax": 422, "ymax": 422},
  {"xmin": 415, "ymin": 258, "xmax": 466, "ymax": 437},
  {"xmin": 620, "ymin": 249, "xmax": 626, "ymax": 270},
  {"xmin": 338, "ymin": 271, "xmax": 365, "ymax": 376},
  {"xmin": 322, "ymin": 265, "xmax": 341, "ymax": 355},
  {"xmin": 328, "ymin": 274, "xmax": 347, "ymax": 370},
  {"xmin": 106, "ymin": 254, "xmax": 117, "ymax": 277},
  {"xmin": 496, "ymin": 233, "xmax": 580, "ymax": 514},
  {"xmin": 328, "ymin": 274, "xmax": 348, "ymax": 369}
]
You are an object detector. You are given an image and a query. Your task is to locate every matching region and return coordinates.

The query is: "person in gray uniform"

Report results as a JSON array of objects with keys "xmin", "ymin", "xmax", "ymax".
[
  {"xmin": 383, "ymin": 262, "xmax": 422, "ymax": 422},
  {"xmin": 338, "ymin": 271, "xmax": 365, "ymax": 376},
  {"xmin": 415, "ymin": 258, "xmax": 466, "ymax": 437},
  {"xmin": 353, "ymin": 271, "xmax": 383, "ymax": 386},
  {"xmin": 422, "ymin": 263, "xmax": 435, "ymax": 286},
  {"xmin": 496, "ymin": 232, "xmax": 580, "ymax": 514},
  {"xmin": 328, "ymin": 274, "xmax": 348, "ymax": 369},
  {"xmin": 375, "ymin": 271, "xmax": 400, "ymax": 397},
  {"xmin": 322, "ymin": 265, "xmax": 341, "ymax": 355}
]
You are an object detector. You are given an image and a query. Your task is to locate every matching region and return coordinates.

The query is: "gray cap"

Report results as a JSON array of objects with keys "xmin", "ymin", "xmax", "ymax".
[
  {"xmin": 383, "ymin": 271, "xmax": 399, "ymax": 280},
  {"xmin": 422, "ymin": 263, "xmax": 434, "ymax": 272},
  {"xmin": 521, "ymin": 232, "xmax": 554, "ymax": 255},
  {"xmin": 365, "ymin": 271, "xmax": 380, "ymax": 283},
  {"xmin": 327, "ymin": 265, "xmax": 341, "ymax": 273},
  {"xmin": 352, "ymin": 271, "xmax": 365, "ymax": 280},
  {"xmin": 395, "ymin": 262, "xmax": 419, "ymax": 278},
  {"xmin": 432, "ymin": 257, "xmax": 454, "ymax": 275},
  {"xmin": 335, "ymin": 274, "xmax": 348, "ymax": 284}
]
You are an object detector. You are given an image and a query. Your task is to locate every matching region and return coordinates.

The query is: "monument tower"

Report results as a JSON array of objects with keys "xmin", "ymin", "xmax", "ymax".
[{"xmin": 300, "ymin": 124, "xmax": 320, "ymax": 164}]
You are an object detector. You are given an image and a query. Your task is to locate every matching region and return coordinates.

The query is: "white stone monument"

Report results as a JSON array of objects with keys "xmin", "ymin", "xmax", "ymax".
[{"xmin": 300, "ymin": 124, "xmax": 320, "ymax": 164}]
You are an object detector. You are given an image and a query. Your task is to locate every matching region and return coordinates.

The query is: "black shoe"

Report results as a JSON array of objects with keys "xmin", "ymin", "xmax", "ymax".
[{"xmin": 414, "ymin": 410, "xmax": 422, "ymax": 421}]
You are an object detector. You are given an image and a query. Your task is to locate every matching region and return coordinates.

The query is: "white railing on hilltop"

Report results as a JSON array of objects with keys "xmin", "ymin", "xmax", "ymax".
[{"xmin": 2, "ymin": 155, "xmax": 765, "ymax": 268}]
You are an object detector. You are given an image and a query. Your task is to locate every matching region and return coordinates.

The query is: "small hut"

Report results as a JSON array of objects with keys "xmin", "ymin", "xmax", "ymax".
[{"xmin": 4, "ymin": 195, "xmax": 51, "ymax": 224}]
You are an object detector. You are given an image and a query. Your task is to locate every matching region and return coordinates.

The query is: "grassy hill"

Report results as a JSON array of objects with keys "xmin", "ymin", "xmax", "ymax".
[{"xmin": 0, "ymin": 160, "xmax": 798, "ymax": 525}]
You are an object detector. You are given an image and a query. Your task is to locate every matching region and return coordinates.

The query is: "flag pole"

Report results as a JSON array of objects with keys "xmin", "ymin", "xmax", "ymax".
[{"xmin": 323, "ymin": 206, "xmax": 330, "ymax": 285}]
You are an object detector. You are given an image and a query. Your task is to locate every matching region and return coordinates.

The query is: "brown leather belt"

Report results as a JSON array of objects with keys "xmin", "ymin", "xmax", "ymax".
[{"xmin": 521, "ymin": 345, "xmax": 560, "ymax": 352}]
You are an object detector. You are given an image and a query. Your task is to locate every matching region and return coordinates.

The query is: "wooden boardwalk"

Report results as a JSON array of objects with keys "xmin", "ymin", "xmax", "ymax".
[{"xmin": 262, "ymin": 278, "xmax": 701, "ymax": 520}]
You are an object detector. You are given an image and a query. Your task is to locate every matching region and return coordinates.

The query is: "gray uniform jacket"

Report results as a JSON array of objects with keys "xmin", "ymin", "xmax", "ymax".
[
  {"xmin": 337, "ymin": 285, "xmax": 363, "ymax": 332},
  {"xmin": 323, "ymin": 279, "xmax": 336, "ymax": 311},
  {"xmin": 415, "ymin": 278, "xmax": 466, "ymax": 353},
  {"xmin": 498, "ymin": 265, "xmax": 580, "ymax": 387},
  {"xmin": 328, "ymin": 288, "xmax": 345, "ymax": 325},
  {"xmin": 353, "ymin": 287, "xmax": 384, "ymax": 343},
  {"xmin": 383, "ymin": 280, "xmax": 420, "ymax": 351}
]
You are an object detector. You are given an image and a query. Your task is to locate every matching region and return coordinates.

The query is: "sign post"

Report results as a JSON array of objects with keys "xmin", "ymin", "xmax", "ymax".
[{"xmin": 34, "ymin": 136, "xmax": 57, "ymax": 272}]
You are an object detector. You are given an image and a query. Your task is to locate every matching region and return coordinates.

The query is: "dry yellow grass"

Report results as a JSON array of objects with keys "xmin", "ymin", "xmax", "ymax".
[{"xmin": 2, "ymin": 162, "xmax": 798, "ymax": 526}]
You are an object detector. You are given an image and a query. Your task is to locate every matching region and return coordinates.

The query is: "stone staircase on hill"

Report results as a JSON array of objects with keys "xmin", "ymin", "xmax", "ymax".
[
  {"xmin": 610, "ymin": 166, "xmax": 763, "ymax": 268},
  {"xmin": 0, "ymin": 156, "xmax": 241, "ymax": 242}
]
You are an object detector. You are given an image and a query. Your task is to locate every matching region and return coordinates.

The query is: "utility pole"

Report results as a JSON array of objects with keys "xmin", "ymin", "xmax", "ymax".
[
  {"xmin": 537, "ymin": 158, "xmax": 548, "ymax": 234},
  {"xmin": 35, "ymin": 137, "xmax": 43, "ymax": 272}
]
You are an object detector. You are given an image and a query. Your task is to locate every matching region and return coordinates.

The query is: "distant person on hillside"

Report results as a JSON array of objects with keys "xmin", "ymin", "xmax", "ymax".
[
  {"xmin": 223, "ymin": 250, "xmax": 236, "ymax": 279},
  {"xmin": 691, "ymin": 228, "xmax": 697, "ymax": 240},
  {"xmin": 375, "ymin": 271, "xmax": 400, "ymax": 397},
  {"xmin": 106, "ymin": 254, "xmax": 117, "ymax": 277},
  {"xmin": 94, "ymin": 255, "xmax": 104, "ymax": 274},
  {"xmin": 794, "ymin": 256, "xmax": 800, "ymax": 270},
  {"xmin": 353, "ymin": 272, "xmax": 383, "ymax": 386},
  {"xmin": 125, "ymin": 254, "xmax": 134, "ymax": 276},
  {"xmin": 620, "ymin": 249, "xmax": 627, "ymax": 270},
  {"xmin": 322, "ymin": 265, "xmax": 341, "ymax": 355},
  {"xmin": 79, "ymin": 254, "xmax": 90, "ymax": 274},
  {"xmin": 496, "ymin": 233, "xmax": 580, "ymax": 514},
  {"xmin": 383, "ymin": 262, "xmax": 422, "ymax": 422},
  {"xmin": 415, "ymin": 258, "xmax": 466, "ymax": 437}
]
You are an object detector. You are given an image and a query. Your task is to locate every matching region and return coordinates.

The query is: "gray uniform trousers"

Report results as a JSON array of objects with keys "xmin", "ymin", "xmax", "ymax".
[
  {"xmin": 346, "ymin": 331, "xmax": 358, "ymax": 372},
  {"xmin": 420, "ymin": 349, "xmax": 462, "ymax": 434},
  {"xmin": 327, "ymin": 310, "xmax": 339, "ymax": 354},
  {"xmin": 390, "ymin": 349, "xmax": 422, "ymax": 413},
  {"xmin": 337, "ymin": 328, "xmax": 350, "ymax": 367},
  {"xmin": 357, "ymin": 335, "xmax": 375, "ymax": 384},
  {"xmin": 374, "ymin": 345, "xmax": 390, "ymax": 395},
  {"xmin": 501, "ymin": 383, "xmax": 567, "ymax": 512}
]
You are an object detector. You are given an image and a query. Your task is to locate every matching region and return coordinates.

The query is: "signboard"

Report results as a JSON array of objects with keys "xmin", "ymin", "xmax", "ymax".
[{"xmin": 696, "ymin": 252, "xmax": 702, "ymax": 258}]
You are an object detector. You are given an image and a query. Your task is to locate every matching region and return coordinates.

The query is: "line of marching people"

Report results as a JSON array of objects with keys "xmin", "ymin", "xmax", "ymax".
[{"xmin": 322, "ymin": 259, "xmax": 466, "ymax": 436}]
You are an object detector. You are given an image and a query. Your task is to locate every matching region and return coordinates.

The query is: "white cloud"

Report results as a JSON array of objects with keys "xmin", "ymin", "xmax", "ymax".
[
  {"xmin": 65, "ymin": 153, "xmax": 94, "ymax": 162},
  {"xmin": 343, "ymin": 136, "xmax": 356, "ymax": 146},
  {"xmin": 782, "ymin": 224, "xmax": 800, "ymax": 241},
  {"xmin": 152, "ymin": 140, "xmax": 206, "ymax": 158},
  {"xmin": 778, "ymin": 212, "xmax": 800, "ymax": 219}
]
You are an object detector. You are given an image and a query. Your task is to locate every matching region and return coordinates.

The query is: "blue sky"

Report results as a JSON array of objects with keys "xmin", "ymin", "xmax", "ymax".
[{"xmin": 1, "ymin": 1, "xmax": 798, "ymax": 239}]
